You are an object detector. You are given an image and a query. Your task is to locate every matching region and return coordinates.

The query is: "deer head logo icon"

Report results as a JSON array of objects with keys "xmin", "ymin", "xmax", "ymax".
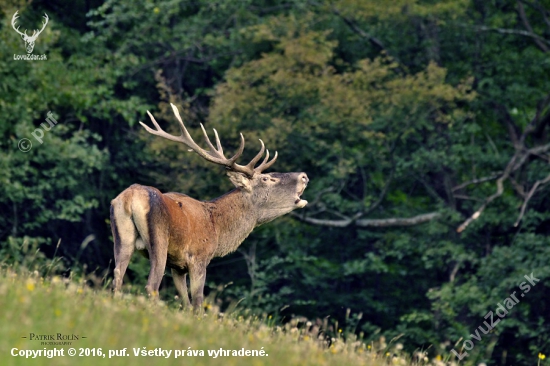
[{"xmin": 11, "ymin": 11, "xmax": 49, "ymax": 54}]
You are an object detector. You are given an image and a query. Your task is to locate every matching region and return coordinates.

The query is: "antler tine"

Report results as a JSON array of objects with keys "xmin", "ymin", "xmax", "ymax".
[
  {"xmin": 139, "ymin": 111, "xmax": 187, "ymax": 144},
  {"xmin": 258, "ymin": 148, "xmax": 270, "ymax": 167},
  {"xmin": 25, "ymin": 12, "xmax": 49, "ymax": 41},
  {"xmin": 254, "ymin": 149, "xmax": 278, "ymax": 173},
  {"xmin": 38, "ymin": 13, "xmax": 48, "ymax": 32},
  {"xmin": 241, "ymin": 139, "xmax": 266, "ymax": 170},
  {"xmin": 168, "ymin": 103, "xmax": 248, "ymax": 169},
  {"xmin": 207, "ymin": 127, "xmax": 246, "ymax": 164},
  {"xmin": 231, "ymin": 139, "xmax": 278, "ymax": 176},
  {"xmin": 199, "ymin": 123, "xmax": 225, "ymax": 159},
  {"xmin": 224, "ymin": 140, "xmax": 262, "ymax": 177},
  {"xmin": 169, "ymin": 103, "xmax": 196, "ymax": 143},
  {"xmin": 212, "ymin": 129, "xmax": 223, "ymax": 153},
  {"xmin": 11, "ymin": 11, "xmax": 26, "ymax": 36},
  {"xmin": 228, "ymin": 133, "xmax": 245, "ymax": 163},
  {"xmin": 167, "ymin": 104, "xmax": 230, "ymax": 164}
]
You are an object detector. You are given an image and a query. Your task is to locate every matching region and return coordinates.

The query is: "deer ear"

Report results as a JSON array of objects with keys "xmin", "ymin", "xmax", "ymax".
[{"xmin": 227, "ymin": 171, "xmax": 252, "ymax": 192}]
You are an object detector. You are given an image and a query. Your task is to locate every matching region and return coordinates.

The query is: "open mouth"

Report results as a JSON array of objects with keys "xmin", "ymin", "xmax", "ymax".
[{"xmin": 294, "ymin": 185, "xmax": 308, "ymax": 207}]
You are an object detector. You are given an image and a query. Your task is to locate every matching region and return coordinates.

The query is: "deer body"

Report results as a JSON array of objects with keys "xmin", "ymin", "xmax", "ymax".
[{"xmin": 111, "ymin": 104, "xmax": 308, "ymax": 310}]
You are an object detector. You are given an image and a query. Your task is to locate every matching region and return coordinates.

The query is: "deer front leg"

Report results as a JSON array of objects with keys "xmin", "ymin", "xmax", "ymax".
[
  {"xmin": 171, "ymin": 268, "xmax": 192, "ymax": 309},
  {"xmin": 189, "ymin": 264, "xmax": 207, "ymax": 313}
]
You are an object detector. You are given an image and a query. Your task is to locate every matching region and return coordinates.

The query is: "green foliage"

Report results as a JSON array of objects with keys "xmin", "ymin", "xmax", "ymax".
[{"xmin": 1, "ymin": 0, "xmax": 549, "ymax": 365}]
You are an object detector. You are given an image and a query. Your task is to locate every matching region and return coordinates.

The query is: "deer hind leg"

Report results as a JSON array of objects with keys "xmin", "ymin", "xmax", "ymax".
[
  {"xmin": 171, "ymin": 268, "xmax": 192, "ymax": 308},
  {"xmin": 110, "ymin": 203, "xmax": 136, "ymax": 293},
  {"xmin": 189, "ymin": 263, "xmax": 207, "ymax": 313},
  {"xmin": 143, "ymin": 231, "xmax": 168, "ymax": 298},
  {"xmin": 129, "ymin": 189, "xmax": 170, "ymax": 298}
]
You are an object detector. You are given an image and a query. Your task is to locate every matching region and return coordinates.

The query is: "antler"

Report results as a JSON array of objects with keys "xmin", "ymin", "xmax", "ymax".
[
  {"xmin": 139, "ymin": 104, "xmax": 277, "ymax": 177},
  {"xmin": 11, "ymin": 12, "xmax": 48, "ymax": 40},
  {"xmin": 29, "ymin": 14, "xmax": 48, "ymax": 41},
  {"xmin": 11, "ymin": 11, "xmax": 27, "ymax": 37}
]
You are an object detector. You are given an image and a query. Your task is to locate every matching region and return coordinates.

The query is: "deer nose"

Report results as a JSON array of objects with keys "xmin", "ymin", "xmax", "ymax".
[{"xmin": 299, "ymin": 173, "xmax": 309, "ymax": 185}]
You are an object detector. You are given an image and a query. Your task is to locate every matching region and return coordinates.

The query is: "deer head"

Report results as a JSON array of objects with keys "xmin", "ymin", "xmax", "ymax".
[{"xmin": 12, "ymin": 11, "xmax": 49, "ymax": 54}]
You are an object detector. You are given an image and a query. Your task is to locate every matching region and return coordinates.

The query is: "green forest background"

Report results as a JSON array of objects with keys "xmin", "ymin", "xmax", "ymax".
[{"xmin": 1, "ymin": 0, "xmax": 549, "ymax": 364}]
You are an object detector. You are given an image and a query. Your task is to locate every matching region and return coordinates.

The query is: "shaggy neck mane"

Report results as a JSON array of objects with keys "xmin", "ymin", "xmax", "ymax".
[{"xmin": 209, "ymin": 189, "xmax": 257, "ymax": 257}]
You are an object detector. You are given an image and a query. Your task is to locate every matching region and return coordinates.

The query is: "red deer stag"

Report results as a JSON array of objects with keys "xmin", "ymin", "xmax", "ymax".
[{"xmin": 110, "ymin": 104, "xmax": 308, "ymax": 311}]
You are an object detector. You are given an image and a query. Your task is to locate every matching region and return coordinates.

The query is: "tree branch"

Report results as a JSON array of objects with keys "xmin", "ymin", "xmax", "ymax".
[
  {"xmin": 329, "ymin": 6, "xmax": 406, "ymax": 75},
  {"xmin": 514, "ymin": 172, "xmax": 550, "ymax": 226},
  {"xmin": 364, "ymin": 167, "xmax": 395, "ymax": 216},
  {"xmin": 495, "ymin": 103, "xmax": 521, "ymax": 148},
  {"xmin": 456, "ymin": 151, "xmax": 522, "ymax": 233},
  {"xmin": 456, "ymin": 142, "xmax": 550, "ymax": 232},
  {"xmin": 293, "ymin": 211, "xmax": 440, "ymax": 228},
  {"xmin": 517, "ymin": 1, "xmax": 550, "ymax": 52},
  {"xmin": 464, "ymin": 24, "xmax": 550, "ymax": 48},
  {"xmin": 519, "ymin": 0, "xmax": 550, "ymax": 30},
  {"xmin": 509, "ymin": 177, "xmax": 527, "ymax": 197},
  {"xmin": 449, "ymin": 262, "xmax": 460, "ymax": 283},
  {"xmin": 452, "ymin": 172, "xmax": 502, "ymax": 191},
  {"xmin": 454, "ymin": 194, "xmax": 484, "ymax": 202},
  {"xmin": 526, "ymin": 91, "xmax": 550, "ymax": 140},
  {"xmin": 291, "ymin": 211, "xmax": 362, "ymax": 227},
  {"xmin": 356, "ymin": 212, "xmax": 441, "ymax": 227},
  {"xmin": 335, "ymin": 11, "xmax": 386, "ymax": 51}
]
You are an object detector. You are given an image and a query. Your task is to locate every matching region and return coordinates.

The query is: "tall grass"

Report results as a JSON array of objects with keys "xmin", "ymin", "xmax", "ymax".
[
  {"xmin": 0, "ymin": 267, "xmax": 464, "ymax": 366},
  {"xmin": 0, "ymin": 269, "xmax": 371, "ymax": 366}
]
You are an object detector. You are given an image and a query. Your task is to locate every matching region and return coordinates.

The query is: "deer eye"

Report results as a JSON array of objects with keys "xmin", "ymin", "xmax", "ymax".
[{"xmin": 262, "ymin": 177, "xmax": 268, "ymax": 182}]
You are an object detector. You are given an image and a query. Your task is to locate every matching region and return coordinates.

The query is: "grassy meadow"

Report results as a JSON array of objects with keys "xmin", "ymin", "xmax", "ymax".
[{"xmin": 0, "ymin": 269, "xmax": 452, "ymax": 366}]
